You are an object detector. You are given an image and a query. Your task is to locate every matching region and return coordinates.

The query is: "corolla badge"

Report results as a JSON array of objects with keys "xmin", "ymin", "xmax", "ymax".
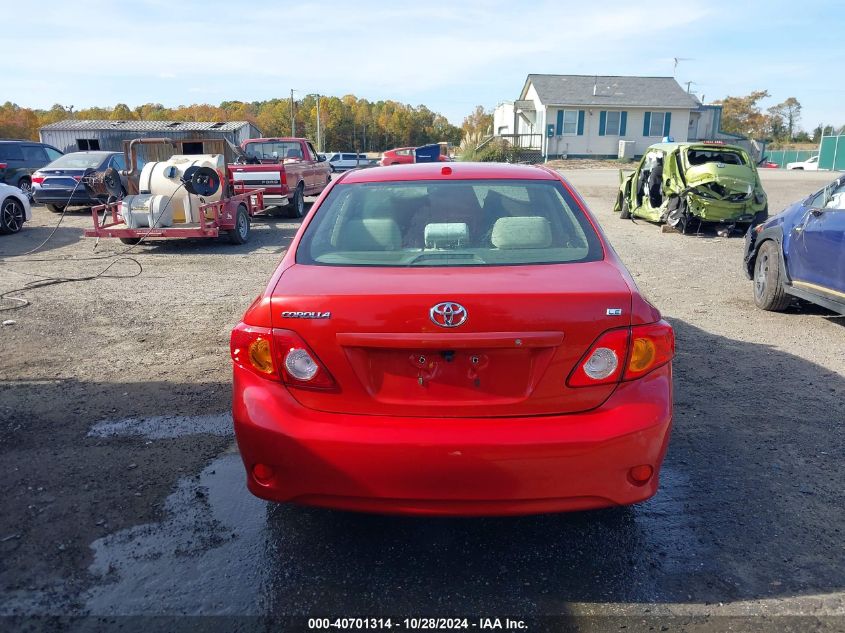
[{"xmin": 430, "ymin": 302, "xmax": 467, "ymax": 328}]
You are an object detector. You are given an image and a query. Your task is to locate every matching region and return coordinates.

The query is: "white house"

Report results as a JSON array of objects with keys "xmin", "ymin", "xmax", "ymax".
[{"xmin": 494, "ymin": 74, "xmax": 702, "ymax": 159}]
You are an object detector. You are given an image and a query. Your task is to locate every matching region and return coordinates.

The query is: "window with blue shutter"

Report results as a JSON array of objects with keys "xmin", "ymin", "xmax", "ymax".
[
  {"xmin": 577, "ymin": 110, "xmax": 585, "ymax": 135},
  {"xmin": 620, "ymin": 111, "xmax": 627, "ymax": 136},
  {"xmin": 604, "ymin": 111, "xmax": 621, "ymax": 135},
  {"xmin": 644, "ymin": 111, "xmax": 668, "ymax": 137}
]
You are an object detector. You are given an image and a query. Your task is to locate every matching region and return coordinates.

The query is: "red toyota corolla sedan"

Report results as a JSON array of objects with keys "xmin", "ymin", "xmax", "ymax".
[{"xmin": 230, "ymin": 162, "xmax": 674, "ymax": 516}]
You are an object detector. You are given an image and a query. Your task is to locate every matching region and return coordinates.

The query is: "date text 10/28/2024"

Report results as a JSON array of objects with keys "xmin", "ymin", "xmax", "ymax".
[{"xmin": 308, "ymin": 618, "xmax": 528, "ymax": 630}]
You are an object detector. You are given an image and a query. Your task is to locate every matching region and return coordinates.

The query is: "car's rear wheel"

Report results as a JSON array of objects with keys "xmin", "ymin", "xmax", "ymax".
[
  {"xmin": 229, "ymin": 204, "xmax": 250, "ymax": 244},
  {"xmin": 666, "ymin": 200, "xmax": 689, "ymax": 234},
  {"xmin": 753, "ymin": 240, "xmax": 791, "ymax": 311},
  {"xmin": 0, "ymin": 197, "xmax": 25, "ymax": 234},
  {"xmin": 288, "ymin": 184, "xmax": 305, "ymax": 219},
  {"xmin": 619, "ymin": 194, "xmax": 631, "ymax": 219},
  {"xmin": 47, "ymin": 204, "xmax": 66, "ymax": 213}
]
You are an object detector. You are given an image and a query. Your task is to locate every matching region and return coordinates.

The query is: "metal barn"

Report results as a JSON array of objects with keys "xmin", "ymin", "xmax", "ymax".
[{"xmin": 39, "ymin": 120, "xmax": 261, "ymax": 154}]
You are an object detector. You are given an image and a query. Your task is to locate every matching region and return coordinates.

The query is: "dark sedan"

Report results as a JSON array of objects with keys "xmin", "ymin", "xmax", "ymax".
[{"xmin": 32, "ymin": 151, "xmax": 127, "ymax": 213}]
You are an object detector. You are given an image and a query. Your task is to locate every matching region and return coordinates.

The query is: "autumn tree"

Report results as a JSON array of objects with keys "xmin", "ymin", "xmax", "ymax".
[
  {"xmin": 462, "ymin": 105, "xmax": 493, "ymax": 141},
  {"xmin": 713, "ymin": 91, "xmax": 770, "ymax": 138}
]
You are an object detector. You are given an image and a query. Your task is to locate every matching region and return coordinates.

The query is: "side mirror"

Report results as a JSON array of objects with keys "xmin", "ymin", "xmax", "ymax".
[{"xmin": 318, "ymin": 155, "xmax": 327, "ymax": 162}]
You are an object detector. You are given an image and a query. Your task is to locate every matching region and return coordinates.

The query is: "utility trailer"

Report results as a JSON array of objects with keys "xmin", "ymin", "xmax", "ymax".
[{"xmin": 84, "ymin": 138, "xmax": 268, "ymax": 245}]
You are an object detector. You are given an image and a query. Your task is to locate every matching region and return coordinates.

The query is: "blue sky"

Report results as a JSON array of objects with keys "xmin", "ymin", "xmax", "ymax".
[{"xmin": 4, "ymin": 0, "xmax": 842, "ymax": 131}]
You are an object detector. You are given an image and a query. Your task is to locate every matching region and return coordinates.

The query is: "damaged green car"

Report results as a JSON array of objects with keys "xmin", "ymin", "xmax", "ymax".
[{"xmin": 614, "ymin": 141, "xmax": 768, "ymax": 234}]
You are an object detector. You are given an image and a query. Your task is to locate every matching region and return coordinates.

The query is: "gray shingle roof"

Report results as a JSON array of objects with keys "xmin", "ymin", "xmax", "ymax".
[
  {"xmin": 522, "ymin": 75, "xmax": 699, "ymax": 109},
  {"xmin": 39, "ymin": 119, "xmax": 253, "ymax": 132}
]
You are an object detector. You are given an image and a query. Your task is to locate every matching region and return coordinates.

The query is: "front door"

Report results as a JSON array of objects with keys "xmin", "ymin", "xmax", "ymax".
[{"xmin": 788, "ymin": 178, "xmax": 845, "ymax": 299}]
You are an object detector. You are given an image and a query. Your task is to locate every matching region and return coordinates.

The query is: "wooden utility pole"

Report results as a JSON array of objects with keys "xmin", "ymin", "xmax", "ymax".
[
  {"xmin": 290, "ymin": 89, "xmax": 296, "ymax": 137},
  {"xmin": 315, "ymin": 95, "xmax": 321, "ymax": 152}
]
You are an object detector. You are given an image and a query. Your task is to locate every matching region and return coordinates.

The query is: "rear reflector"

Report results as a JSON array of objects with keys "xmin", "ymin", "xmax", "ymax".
[
  {"xmin": 629, "ymin": 464, "xmax": 654, "ymax": 485},
  {"xmin": 252, "ymin": 463, "xmax": 274, "ymax": 484}
]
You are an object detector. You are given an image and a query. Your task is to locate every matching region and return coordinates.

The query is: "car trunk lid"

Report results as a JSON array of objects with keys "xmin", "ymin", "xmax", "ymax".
[{"xmin": 270, "ymin": 262, "xmax": 633, "ymax": 417}]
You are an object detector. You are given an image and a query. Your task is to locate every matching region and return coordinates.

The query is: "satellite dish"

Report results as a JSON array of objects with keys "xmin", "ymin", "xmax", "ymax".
[{"xmin": 182, "ymin": 166, "xmax": 220, "ymax": 197}]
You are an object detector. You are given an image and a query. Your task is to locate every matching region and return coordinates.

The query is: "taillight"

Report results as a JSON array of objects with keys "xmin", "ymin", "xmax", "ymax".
[
  {"xmin": 624, "ymin": 321, "xmax": 674, "ymax": 380},
  {"xmin": 273, "ymin": 329, "xmax": 336, "ymax": 390},
  {"xmin": 567, "ymin": 321, "xmax": 674, "ymax": 387},
  {"xmin": 230, "ymin": 323, "xmax": 336, "ymax": 390},
  {"xmin": 567, "ymin": 328, "xmax": 629, "ymax": 387},
  {"xmin": 73, "ymin": 176, "xmax": 82, "ymax": 182},
  {"xmin": 231, "ymin": 324, "xmax": 276, "ymax": 377},
  {"xmin": 0, "ymin": 162, "xmax": 7, "ymax": 170},
  {"xmin": 31, "ymin": 174, "xmax": 45, "ymax": 185}
]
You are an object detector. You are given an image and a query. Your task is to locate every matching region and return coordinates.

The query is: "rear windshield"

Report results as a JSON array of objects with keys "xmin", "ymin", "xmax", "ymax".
[
  {"xmin": 296, "ymin": 179, "xmax": 603, "ymax": 267},
  {"xmin": 47, "ymin": 153, "xmax": 109, "ymax": 169},
  {"xmin": 686, "ymin": 148, "xmax": 748, "ymax": 166},
  {"xmin": 244, "ymin": 141, "xmax": 303, "ymax": 160}
]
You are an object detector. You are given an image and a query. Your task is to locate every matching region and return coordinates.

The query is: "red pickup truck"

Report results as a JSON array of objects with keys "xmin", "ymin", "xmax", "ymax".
[{"xmin": 229, "ymin": 138, "xmax": 331, "ymax": 218}]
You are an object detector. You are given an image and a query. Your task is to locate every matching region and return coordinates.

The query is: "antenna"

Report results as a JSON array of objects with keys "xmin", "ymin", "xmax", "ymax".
[
  {"xmin": 593, "ymin": 75, "xmax": 597, "ymax": 96},
  {"xmin": 673, "ymin": 57, "xmax": 694, "ymax": 76},
  {"xmin": 684, "ymin": 80, "xmax": 697, "ymax": 93}
]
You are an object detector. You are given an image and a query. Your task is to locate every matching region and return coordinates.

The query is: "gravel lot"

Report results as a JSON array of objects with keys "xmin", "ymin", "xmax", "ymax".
[{"xmin": 0, "ymin": 168, "xmax": 842, "ymax": 629}]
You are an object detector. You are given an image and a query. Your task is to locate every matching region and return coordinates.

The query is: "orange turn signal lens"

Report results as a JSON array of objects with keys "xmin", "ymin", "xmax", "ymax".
[
  {"xmin": 628, "ymin": 337, "xmax": 657, "ymax": 373},
  {"xmin": 248, "ymin": 338, "xmax": 274, "ymax": 374}
]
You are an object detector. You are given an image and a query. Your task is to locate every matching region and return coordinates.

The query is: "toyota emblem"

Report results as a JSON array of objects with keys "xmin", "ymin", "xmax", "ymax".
[{"xmin": 430, "ymin": 302, "xmax": 467, "ymax": 328}]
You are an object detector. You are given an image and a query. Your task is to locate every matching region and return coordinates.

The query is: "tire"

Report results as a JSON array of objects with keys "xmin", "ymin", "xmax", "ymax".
[
  {"xmin": 0, "ymin": 197, "xmax": 25, "ymax": 234},
  {"xmin": 619, "ymin": 195, "xmax": 631, "ymax": 219},
  {"xmin": 17, "ymin": 177, "xmax": 32, "ymax": 199},
  {"xmin": 287, "ymin": 184, "xmax": 305, "ymax": 219},
  {"xmin": 228, "ymin": 204, "xmax": 250, "ymax": 244},
  {"xmin": 753, "ymin": 240, "xmax": 792, "ymax": 311},
  {"xmin": 119, "ymin": 237, "xmax": 141, "ymax": 245},
  {"xmin": 47, "ymin": 204, "xmax": 66, "ymax": 213},
  {"xmin": 666, "ymin": 200, "xmax": 689, "ymax": 234}
]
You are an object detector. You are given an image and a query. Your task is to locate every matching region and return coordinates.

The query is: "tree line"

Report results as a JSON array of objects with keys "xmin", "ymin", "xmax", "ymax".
[
  {"xmin": 713, "ymin": 91, "xmax": 842, "ymax": 145},
  {"xmin": 0, "ymin": 95, "xmax": 463, "ymax": 152}
]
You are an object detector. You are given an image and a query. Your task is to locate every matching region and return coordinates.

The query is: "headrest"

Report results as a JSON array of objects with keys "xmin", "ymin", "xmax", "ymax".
[
  {"xmin": 337, "ymin": 218, "xmax": 402, "ymax": 251},
  {"xmin": 424, "ymin": 222, "xmax": 468, "ymax": 248},
  {"xmin": 491, "ymin": 216, "xmax": 552, "ymax": 249}
]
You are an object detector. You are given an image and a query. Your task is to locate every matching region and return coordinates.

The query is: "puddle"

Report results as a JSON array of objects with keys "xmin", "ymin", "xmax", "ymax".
[
  {"xmin": 85, "ymin": 452, "xmax": 271, "ymax": 615},
  {"xmin": 88, "ymin": 413, "xmax": 233, "ymax": 440},
  {"xmin": 77, "ymin": 453, "xmax": 707, "ymax": 615}
]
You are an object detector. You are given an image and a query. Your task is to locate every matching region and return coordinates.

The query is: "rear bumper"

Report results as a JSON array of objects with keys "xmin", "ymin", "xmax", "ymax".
[
  {"xmin": 32, "ymin": 188, "xmax": 97, "ymax": 206},
  {"xmin": 232, "ymin": 364, "xmax": 673, "ymax": 516}
]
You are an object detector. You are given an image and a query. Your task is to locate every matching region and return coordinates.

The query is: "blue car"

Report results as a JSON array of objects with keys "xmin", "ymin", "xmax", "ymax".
[{"xmin": 744, "ymin": 174, "xmax": 845, "ymax": 315}]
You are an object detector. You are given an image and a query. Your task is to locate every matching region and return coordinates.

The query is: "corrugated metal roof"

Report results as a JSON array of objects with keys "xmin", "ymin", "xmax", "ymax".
[
  {"xmin": 40, "ymin": 119, "xmax": 254, "ymax": 132},
  {"xmin": 522, "ymin": 75, "xmax": 700, "ymax": 109}
]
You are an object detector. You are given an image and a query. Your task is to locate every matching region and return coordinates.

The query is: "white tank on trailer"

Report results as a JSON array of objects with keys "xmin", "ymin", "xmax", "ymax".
[{"xmin": 133, "ymin": 154, "xmax": 225, "ymax": 225}]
